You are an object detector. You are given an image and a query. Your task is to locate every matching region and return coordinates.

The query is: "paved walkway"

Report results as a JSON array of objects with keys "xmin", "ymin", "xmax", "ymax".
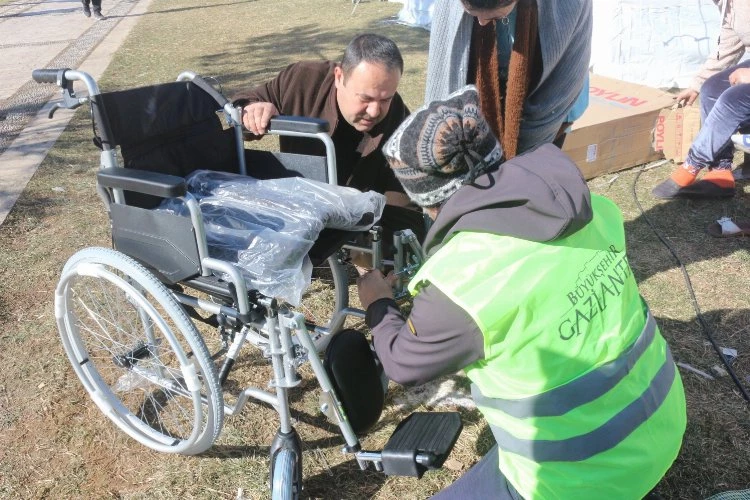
[{"xmin": 0, "ymin": 0, "xmax": 152, "ymax": 225}]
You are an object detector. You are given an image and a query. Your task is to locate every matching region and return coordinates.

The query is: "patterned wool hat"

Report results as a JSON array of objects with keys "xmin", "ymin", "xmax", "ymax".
[{"xmin": 382, "ymin": 85, "xmax": 503, "ymax": 208}]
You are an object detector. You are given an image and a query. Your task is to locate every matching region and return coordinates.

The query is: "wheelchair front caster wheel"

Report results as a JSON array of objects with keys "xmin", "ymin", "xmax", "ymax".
[{"xmin": 271, "ymin": 448, "xmax": 301, "ymax": 500}]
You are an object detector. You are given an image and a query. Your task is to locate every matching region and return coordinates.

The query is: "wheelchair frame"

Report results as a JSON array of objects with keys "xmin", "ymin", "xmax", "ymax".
[{"xmin": 36, "ymin": 68, "xmax": 459, "ymax": 499}]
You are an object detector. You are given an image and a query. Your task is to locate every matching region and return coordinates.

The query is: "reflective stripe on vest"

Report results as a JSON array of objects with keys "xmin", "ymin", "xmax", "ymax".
[
  {"xmin": 474, "ymin": 323, "xmax": 677, "ymax": 462},
  {"xmin": 484, "ymin": 312, "xmax": 659, "ymax": 419}
]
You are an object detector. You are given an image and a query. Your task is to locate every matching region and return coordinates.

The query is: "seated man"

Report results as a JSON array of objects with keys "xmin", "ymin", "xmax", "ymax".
[
  {"xmin": 358, "ymin": 87, "xmax": 687, "ymax": 499},
  {"xmin": 232, "ymin": 33, "xmax": 425, "ymax": 254},
  {"xmin": 652, "ymin": 60, "xmax": 750, "ymax": 199}
]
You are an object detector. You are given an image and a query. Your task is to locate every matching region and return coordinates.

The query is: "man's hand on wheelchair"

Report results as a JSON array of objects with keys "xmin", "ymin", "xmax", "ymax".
[
  {"xmin": 241, "ymin": 102, "xmax": 280, "ymax": 135},
  {"xmin": 357, "ymin": 269, "xmax": 397, "ymax": 309}
]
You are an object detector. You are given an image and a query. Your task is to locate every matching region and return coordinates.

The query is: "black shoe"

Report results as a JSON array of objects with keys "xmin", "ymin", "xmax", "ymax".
[
  {"xmin": 651, "ymin": 178, "xmax": 683, "ymax": 199},
  {"xmin": 93, "ymin": 10, "xmax": 106, "ymax": 20},
  {"xmin": 652, "ymin": 178, "xmax": 735, "ymax": 199},
  {"xmin": 82, "ymin": 3, "xmax": 91, "ymax": 17},
  {"xmin": 676, "ymin": 180, "xmax": 735, "ymax": 198}
]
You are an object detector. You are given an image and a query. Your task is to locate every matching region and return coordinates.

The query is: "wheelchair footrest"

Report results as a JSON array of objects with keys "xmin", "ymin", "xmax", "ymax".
[{"xmin": 381, "ymin": 411, "xmax": 462, "ymax": 478}]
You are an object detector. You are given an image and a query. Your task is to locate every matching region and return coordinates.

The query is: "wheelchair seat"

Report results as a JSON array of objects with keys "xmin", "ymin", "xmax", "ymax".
[{"xmin": 153, "ymin": 169, "xmax": 384, "ymax": 304}]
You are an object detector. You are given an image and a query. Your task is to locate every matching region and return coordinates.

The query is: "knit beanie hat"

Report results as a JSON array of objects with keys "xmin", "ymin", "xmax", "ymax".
[{"xmin": 382, "ymin": 85, "xmax": 503, "ymax": 208}]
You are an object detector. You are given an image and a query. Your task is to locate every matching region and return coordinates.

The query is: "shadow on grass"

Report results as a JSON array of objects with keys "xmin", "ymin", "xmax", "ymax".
[
  {"xmin": 200, "ymin": 443, "xmax": 270, "ymax": 459},
  {"xmin": 656, "ymin": 308, "xmax": 749, "ymax": 384},
  {"xmin": 104, "ymin": 0, "xmax": 257, "ymax": 20},
  {"xmin": 654, "ymin": 312, "xmax": 750, "ymax": 499},
  {"xmin": 622, "ymin": 181, "xmax": 750, "ymax": 284},
  {"xmin": 0, "ymin": 192, "xmax": 57, "ymax": 227},
  {"xmin": 201, "ymin": 427, "xmax": 351, "ymax": 458},
  {"xmin": 304, "ymin": 459, "xmax": 388, "ymax": 499},
  {"xmin": 198, "ymin": 21, "xmax": 430, "ymax": 95}
]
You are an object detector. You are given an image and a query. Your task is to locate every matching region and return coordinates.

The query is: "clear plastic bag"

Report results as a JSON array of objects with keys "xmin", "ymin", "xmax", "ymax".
[{"xmin": 157, "ymin": 170, "xmax": 385, "ymax": 305}]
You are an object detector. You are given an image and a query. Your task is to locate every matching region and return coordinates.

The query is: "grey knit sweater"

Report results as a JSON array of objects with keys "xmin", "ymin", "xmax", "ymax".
[{"xmin": 424, "ymin": 0, "xmax": 593, "ymax": 154}]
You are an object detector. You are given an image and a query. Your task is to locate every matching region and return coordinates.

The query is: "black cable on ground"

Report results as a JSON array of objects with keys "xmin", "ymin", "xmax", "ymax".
[{"xmin": 632, "ymin": 167, "xmax": 750, "ymax": 403}]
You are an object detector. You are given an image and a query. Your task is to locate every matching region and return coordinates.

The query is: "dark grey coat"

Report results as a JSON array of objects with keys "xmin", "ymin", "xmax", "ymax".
[{"xmin": 367, "ymin": 144, "xmax": 592, "ymax": 385}]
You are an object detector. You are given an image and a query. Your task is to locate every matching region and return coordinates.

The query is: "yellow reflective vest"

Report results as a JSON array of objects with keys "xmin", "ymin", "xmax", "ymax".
[{"xmin": 409, "ymin": 194, "xmax": 686, "ymax": 499}]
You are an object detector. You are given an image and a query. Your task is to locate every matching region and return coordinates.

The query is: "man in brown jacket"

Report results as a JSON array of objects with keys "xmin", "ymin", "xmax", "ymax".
[
  {"xmin": 233, "ymin": 34, "xmax": 412, "ymax": 203},
  {"xmin": 233, "ymin": 34, "xmax": 425, "ymax": 249}
]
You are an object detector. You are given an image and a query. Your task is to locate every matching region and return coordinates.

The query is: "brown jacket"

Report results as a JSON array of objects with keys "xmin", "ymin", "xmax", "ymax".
[{"xmin": 233, "ymin": 61, "xmax": 409, "ymax": 195}]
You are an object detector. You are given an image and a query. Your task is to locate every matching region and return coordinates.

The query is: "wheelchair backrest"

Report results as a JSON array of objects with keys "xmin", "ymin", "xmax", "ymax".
[
  {"xmin": 97, "ymin": 81, "xmax": 240, "ymax": 208},
  {"xmin": 244, "ymin": 149, "xmax": 329, "ymax": 184},
  {"xmin": 96, "ymin": 81, "xmax": 332, "ymax": 207}
]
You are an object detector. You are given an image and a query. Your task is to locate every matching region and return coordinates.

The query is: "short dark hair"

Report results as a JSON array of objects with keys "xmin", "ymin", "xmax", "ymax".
[
  {"xmin": 461, "ymin": 0, "xmax": 518, "ymax": 9},
  {"xmin": 340, "ymin": 34, "xmax": 403, "ymax": 79}
]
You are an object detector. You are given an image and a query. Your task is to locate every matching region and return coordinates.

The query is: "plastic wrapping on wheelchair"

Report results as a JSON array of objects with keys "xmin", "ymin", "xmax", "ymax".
[{"xmin": 157, "ymin": 170, "xmax": 385, "ymax": 305}]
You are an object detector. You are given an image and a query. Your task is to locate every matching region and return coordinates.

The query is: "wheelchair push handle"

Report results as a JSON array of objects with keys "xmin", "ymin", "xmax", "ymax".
[
  {"xmin": 32, "ymin": 68, "xmax": 68, "ymax": 85},
  {"xmin": 268, "ymin": 116, "xmax": 330, "ymax": 135},
  {"xmin": 31, "ymin": 67, "xmax": 103, "ymax": 119},
  {"xmin": 31, "ymin": 67, "xmax": 101, "ymax": 97}
]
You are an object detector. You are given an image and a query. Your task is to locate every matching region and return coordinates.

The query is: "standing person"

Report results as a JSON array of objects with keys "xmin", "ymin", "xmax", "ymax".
[
  {"xmin": 232, "ymin": 33, "xmax": 425, "ymax": 245},
  {"xmin": 651, "ymin": 0, "xmax": 750, "ymax": 198},
  {"xmin": 359, "ymin": 87, "xmax": 686, "ymax": 499},
  {"xmin": 424, "ymin": 0, "xmax": 592, "ymax": 159},
  {"xmin": 81, "ymin": 0, "xmax": 105, "ymax": 20}
]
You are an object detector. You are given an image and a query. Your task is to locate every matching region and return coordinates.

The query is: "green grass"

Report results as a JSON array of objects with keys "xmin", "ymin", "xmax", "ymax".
[{"xmin": 0, "ymin": 0, "xmax": 749, "ymax": 498}]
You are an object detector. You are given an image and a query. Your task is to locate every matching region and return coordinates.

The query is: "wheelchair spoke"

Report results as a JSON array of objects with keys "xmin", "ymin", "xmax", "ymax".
[
  {"xmin": 65, "ymin": 268, "xmax": 214, "ymax": 446},
  {"xmin": 139, "ymin": 387, "xmax": 191, "ymax": 439},
  {"xmin": 78, "ymin": 286, "xmax": 132, "ymax": 347},
  {"xmin": 75, "ymin": 301, "xmax": 138, "ymax": 355},
  {"xmin": 288, "ymin": 256, "xmax": 350, "ymax": 329}
]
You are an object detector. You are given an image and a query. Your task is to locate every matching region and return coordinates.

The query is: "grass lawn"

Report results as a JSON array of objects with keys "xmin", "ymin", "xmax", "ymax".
[{"xmin": 0, "ymin": 0, "xmax": 748, "ymax": 498}]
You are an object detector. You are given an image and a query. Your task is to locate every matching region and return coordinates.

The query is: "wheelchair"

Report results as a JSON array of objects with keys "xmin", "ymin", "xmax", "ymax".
[{"xmin": 33, "ymin": 67, "xmax": 462, "ymax": 498}]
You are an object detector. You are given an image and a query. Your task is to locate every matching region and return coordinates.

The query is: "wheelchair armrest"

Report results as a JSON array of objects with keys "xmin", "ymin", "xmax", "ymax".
[
  {"xmin": 269, "ymin": 116, "xmax": 329, "ymax": 134},
  {"xmin": 97, "ymin": 167, "xmax": 187, "ymax": 198}
]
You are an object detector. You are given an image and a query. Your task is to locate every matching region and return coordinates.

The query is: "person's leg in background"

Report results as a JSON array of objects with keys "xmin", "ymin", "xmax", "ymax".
[
  {"xmin": 81, "ymin": 0, "xmax": 105, "ymax": 20},
  {"xmin": 688, "ymin": 60, "xmax": 750, "ymax": 189},
  {"xmin": 91, "ymin": 0, "xmax": 105, "ymax": 20},
  {"xmin": 652, "ymin": 60, "xmax": 750, "ymax": 199},
  {"xmin": 733, "ymin": 126, "xmax": 750, "ymax": 180}
]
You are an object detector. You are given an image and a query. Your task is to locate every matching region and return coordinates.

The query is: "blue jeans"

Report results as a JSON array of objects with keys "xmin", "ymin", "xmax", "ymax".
[
  {"xmin": 686, "ymin": 59, "xmax": 750, "ymax": 170},
  {"xmin": 431, "ymin": 444, "xmax": 523, "ymax": 500}
]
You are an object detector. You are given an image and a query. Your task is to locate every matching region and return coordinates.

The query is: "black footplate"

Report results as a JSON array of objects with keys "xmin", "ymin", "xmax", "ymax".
[{"xmin": 381, "ymin": 412, "xmax": 463, "ymax": 478}]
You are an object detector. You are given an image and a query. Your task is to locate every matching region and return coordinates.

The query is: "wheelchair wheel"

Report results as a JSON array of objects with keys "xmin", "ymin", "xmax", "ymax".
[
  {"xmin": 271, "ymin": 449, "xmax": 300, "ymax": 500},
  {"xmin": 55, "ymin": 247, "xmax": 223, "ymax": 455},
  {"xmin": 296, "ymin": 254, "xmax": 349, "ymax": 329}
]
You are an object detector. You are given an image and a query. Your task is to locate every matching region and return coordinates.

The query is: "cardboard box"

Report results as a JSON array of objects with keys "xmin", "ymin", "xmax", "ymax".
[
  {"xmin": 562, "ymin": 74, "xmax": 675, "ymax": 179},
  {"xmin": 653, "ymin": 105, "xmax": 701, "ymax": 163}
]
